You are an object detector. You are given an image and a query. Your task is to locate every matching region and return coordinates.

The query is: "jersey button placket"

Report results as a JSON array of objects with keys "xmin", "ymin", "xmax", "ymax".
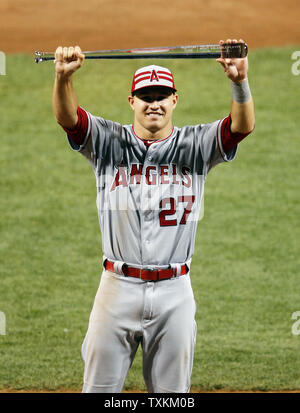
[{"xmin": 140, "ymin": 147, "xmax": 156, "ymax": 262}]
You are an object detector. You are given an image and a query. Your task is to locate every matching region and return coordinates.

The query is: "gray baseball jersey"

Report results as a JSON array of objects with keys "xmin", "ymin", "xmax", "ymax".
[
  {"xmin": 67, "ymin": 110, "xmax": 237, "ymax": 393},
  {"xmin": 68, "ymin": 111, "xmax": 237, "ymax": 268}
]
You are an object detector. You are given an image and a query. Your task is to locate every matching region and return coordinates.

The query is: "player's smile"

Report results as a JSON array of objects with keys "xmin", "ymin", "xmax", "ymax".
[
  {"xmin": 128, "ymin": 86, "xmax": 178, "ymax": 139},
  {"xmin": 146, "ymin": 111, "xmax": 164, "ymax": 117}
]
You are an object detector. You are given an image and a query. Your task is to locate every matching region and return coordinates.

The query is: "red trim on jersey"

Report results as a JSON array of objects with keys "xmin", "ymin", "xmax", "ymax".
[
  {"xmin": 131, "ymin": 125, "xmax": 174, "ymax": 147},
  {"xmin": 61, "ymin": 107, "xmax": 89, "ymax": 145},
  {"xmin": 220, "ymin": 114, "xmax": 251, "ymax": 153}
]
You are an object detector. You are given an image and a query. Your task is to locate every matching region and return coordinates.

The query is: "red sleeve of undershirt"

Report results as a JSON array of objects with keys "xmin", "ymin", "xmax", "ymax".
[
  {"xmin": 221, "ymin": 114, "xmax": 251, "ymax": 153},
  {"xmin": 61, "ymin": 107, "xmax": 89, "ymax": 146}
]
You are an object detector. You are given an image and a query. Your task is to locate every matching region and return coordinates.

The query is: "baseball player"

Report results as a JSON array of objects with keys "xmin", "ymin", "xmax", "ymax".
[{"xmin": 52, "ymin": 39, "xmax": 255, "ymax": 393}]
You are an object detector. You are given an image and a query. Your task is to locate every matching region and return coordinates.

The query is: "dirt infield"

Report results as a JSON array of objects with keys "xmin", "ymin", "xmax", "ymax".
[{"xmin": 0, "ymin": 0, "xmax": 300, "ymax": 54}]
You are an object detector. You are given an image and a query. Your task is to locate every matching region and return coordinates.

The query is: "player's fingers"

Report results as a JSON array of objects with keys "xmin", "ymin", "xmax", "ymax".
[
  {"xmin": 219, "ymin": 39, "xmax": 225, "ymax": 58},
  {"xmin": 225, "ymin": 38, "xmax": 232, "ymax": 44},
  {"xmin": 74, "ymin": 45, "xmax": 82, "ymax": 55},
  {"xmin": 67, "ymin": 46, "xmax": 75, "ymax": 60},
  {"xmin": 216, "ymin": 58, "xmax": 227, "ymax": 71},
  {"xmin": 63, "ymin": 47, "xmax": 68, "ymax": 60},
  {"xmin": 54, "ymin": 46, "xmax": 63, "ymax": 63},
  {"xmin": 75, "ymin": 45, "xmax": 85, "ymax": 63},
  {"xmin": 232, "ymin": 39, "xmax": 238, "ymax": 43}
]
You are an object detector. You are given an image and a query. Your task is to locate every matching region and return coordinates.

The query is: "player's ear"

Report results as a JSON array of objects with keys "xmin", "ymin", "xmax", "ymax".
[
  {"xmin": 128, "ymin": 95, "xmax": 135, "ymax": 110},
  {"xmin": 172, "ymin": 93, "xmax": 179, "ymax": 108}
]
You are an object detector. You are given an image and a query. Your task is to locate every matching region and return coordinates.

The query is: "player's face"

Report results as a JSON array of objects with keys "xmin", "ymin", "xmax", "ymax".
[{"xmin": 128, "ymin": 87, "xmax": 178, "ymax": 136}]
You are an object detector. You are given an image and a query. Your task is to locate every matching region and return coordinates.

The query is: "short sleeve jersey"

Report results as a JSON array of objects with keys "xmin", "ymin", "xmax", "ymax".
[{"xmin": 68, "ymin": 111, "xmax": 237, "ymax": 267}]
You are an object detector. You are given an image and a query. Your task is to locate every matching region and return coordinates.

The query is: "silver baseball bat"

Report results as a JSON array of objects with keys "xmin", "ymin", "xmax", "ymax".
[{"xmin": 34, "ymin": 43, "xmax": 248, "ymax": 63}]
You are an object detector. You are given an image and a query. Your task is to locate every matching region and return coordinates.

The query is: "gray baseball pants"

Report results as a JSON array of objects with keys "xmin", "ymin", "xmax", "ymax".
[{"xmin": 81, "ymin": 270, "xmax": 197, "ymax": 393}]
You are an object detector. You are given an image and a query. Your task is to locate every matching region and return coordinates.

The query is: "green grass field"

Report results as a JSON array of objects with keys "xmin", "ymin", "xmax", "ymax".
[{"xmin": 0, "ymin": 46, "xmax": 299, "ymax": 392}]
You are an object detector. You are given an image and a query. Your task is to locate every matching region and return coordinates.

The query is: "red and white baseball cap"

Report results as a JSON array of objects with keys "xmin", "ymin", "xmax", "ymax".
[{"xmin": 131, "ymin": 65, "xmax": 176, "ymax": 94}]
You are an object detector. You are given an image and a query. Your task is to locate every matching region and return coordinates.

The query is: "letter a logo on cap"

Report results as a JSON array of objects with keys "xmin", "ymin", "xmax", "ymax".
[{"xmin": 150, "ymin": 69, "xmax": 159, "ymax": 82}]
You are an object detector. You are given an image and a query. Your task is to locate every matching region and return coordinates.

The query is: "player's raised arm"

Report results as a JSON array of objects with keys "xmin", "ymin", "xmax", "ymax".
[
  {"xmin": 52, "ymin": 46, "xmax": 85, "ymax": 129},
  {"xmin": 216, "ymin": 39, "xmax": 255, "ymax": 134}
]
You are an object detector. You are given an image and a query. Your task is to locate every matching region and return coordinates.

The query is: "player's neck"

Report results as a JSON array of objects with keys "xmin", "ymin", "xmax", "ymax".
[{"xmin": 133, "ymin": 122, "xmax": 173, "ymax": 141}]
